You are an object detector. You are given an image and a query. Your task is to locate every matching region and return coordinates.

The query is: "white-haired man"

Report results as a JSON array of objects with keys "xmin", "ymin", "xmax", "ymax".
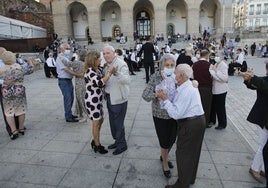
[
  {"xmin": 158, "ymin": 64, "xmax": 206, "ymax": 188},
  {"xmin": 103, "ymin": 45, "xmax": 131, "ymax": 155}
]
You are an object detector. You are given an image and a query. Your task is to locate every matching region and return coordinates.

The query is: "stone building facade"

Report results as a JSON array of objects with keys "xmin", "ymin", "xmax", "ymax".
[{"xmin": 49, "ymin": 0, "xmax": 233, "ymax": 42}]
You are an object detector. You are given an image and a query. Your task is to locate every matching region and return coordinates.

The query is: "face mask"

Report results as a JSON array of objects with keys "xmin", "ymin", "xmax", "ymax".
[
  {"xmin": 163, "ymin": 67, "xmax": 175, "ymax": 77},
  {"xmin": 214, "ymin": 57, "xmax": 221, "ymax": 63},
  {"xmin": 171, "ymin": 73, "xmax": 176, "ymax": 82},
  {"xmin": 196, "ymin": 54, "xmax": 200, "ymax": 59},
  {"xmin": 64, "ymin": 50, "xmax": 71, "ymax": 56}
]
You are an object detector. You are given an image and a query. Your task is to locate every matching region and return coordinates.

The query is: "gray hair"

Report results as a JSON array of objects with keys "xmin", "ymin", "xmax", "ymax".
[
  {"xmin": 103, "ymin": 44, "xmax": 115, "ymax": 53},
  {"xmin": 159, "ymin": 53, "xmax": 176, "ymax": 70},
  {"xmin": 176, "ymin": 64, "xmax": 193, "ymax": 79}
]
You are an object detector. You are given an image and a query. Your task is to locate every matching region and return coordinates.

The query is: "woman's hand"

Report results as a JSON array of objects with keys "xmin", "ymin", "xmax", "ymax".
[{"xmin": 157, "ymin": 89, "xmax": 168, "ymax": 101}]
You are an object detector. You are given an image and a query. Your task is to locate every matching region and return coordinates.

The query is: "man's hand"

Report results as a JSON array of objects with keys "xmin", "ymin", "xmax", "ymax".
[{"xmin": 157, "ymin": 89, "xmax": 168, "ymax": 101}]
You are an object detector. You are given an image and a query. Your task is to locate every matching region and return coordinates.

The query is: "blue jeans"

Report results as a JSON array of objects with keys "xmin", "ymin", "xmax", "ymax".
[{"xmin": 58, "ymin": 79, "xmax": 74, "ymax": 120}]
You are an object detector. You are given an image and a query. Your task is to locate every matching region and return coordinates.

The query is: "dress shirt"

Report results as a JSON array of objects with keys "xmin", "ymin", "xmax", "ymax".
[
  {"xmin": 235, "ymin": 53, "xmax": 244, "ymax": 65},
  {"xmin": 56, "ymin": 54, "xmax": 73, "ymax": 79},
  {"xmin": 46, "ymin": 57, "xmax": 56, "ymax": 67},
  {"xmin": 163, "ymin": 80, "xmax": 204, "ymax": 120}
]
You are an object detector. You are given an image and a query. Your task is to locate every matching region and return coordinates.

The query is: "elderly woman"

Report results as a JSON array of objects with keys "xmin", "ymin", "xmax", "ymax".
[
  {"xmin": 59, "ymin": 50, "xmax": 88, "ymax": 122},
  {"xmin": 209, "ymin": 52, "xmax": 228, "ymax": 130},
  {"xmin": 0, "ymin": 51, "xmax": 34, "ymax": 139},
  {"xmin": 142, "ymin": 53, "xmax": 177, "ymax": 178}
]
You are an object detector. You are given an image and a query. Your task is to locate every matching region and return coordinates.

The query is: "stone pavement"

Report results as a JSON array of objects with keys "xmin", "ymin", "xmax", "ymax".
[{"xmin": 0, "ymin": 56, "xmax": 267, "ymax": 188}]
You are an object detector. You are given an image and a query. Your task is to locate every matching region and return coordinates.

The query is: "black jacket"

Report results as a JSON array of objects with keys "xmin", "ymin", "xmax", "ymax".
[{"xmin": 245, "ymin": 76, "xmax": 268, "ymax": 129}]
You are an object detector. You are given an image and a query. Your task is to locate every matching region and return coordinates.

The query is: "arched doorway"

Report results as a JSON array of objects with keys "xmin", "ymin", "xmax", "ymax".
[
  {"xmin": 136, "ymin": 11, "xmax": 151, "ymax": 38},
  {"xmin": 68, "ymin": 2, "xmax": 88, "ymax": 40},
  {"xmin": 100, "ymin": 1, "xmax": 121, "ymax": 39},
  {"xmin": 167, "ymin": 24, "xmax": 175, "ymax": 37},
  {"xmin": 133, "ymin": 0, "xmax": 154, "ymax": 39},
  {"xmin": 113, "ymin": 25, "xmax": 121, "ymax": 38}
]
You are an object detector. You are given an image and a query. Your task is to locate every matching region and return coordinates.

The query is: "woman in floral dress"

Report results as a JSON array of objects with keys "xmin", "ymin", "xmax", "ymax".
[{"xmin": 0, "ymin": 51, "xmax": 34, "ymax": 139}]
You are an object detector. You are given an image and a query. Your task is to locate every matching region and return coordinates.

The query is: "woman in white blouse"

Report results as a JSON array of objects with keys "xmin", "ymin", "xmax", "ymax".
[{"xmin": 209, "ymin": 52, "xmax": 228, "ymax": 130}]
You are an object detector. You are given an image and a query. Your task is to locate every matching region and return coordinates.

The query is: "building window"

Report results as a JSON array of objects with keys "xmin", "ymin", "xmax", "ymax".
[
  {"xmin": 264, "ymin": 3, "xmax": 268, "ymax": 14},
  {"xmin": 249, "ymin": 5, "xmax": 254, "ymax": 15},
  {"xmin": 263, "ymin": 18, "xmax": 267, "ymax": 26},
  {"xmin": 136, "ymin": 11, "xmax": 151, "ymax": 38},
  {"xmin": 255, "ymin": 18, "xmax": 260, "ymax": 28},
  {"xmin": 256, "ymin": 4, "xmax": 261, "ymax": 15}
]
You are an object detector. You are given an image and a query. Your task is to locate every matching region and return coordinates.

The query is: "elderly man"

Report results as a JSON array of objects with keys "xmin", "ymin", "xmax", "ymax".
[
  {"xmin": 103, "ymin": 45, "xmax": 131, "ymax": 155},
  {"xmin": 56, "ymin": 43, "xmax": 80, "ymax": 122},
  {"xmin": 158, "ymin": 64, "xmax": 206, "ymax": 188},
  {"xmin": 192, "ymin": 49, "xmax": 213, "ymax": 128}
]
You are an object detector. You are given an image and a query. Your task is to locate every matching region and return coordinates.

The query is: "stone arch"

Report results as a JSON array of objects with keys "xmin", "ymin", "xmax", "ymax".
[
  {"xmin": 166, "ymin": 0, "xmax": 187, "ymax": 36},
  {"xmin": 199, "ymin": 0, "xmax": 222, "ymax": 35},
  {"xmin": 133, "ymin": 0, "xmax": 154, "ymax": 39},
  {"xmin": 100, "ymin": 0, "xmax": 121, "ymax": 39},
  {"xmin": 67, "ymin": 2, "xmax": 88, "ymax": 40}
]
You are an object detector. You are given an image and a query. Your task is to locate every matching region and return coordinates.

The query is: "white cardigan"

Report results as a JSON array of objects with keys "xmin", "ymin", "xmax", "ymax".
[
  {"xmin": 209, "ymin": 60, "xmax": 228, "ymax": 95},
  {"xmin": 105, "ymin": 57, "xmax": 131, "ymax": 105}
]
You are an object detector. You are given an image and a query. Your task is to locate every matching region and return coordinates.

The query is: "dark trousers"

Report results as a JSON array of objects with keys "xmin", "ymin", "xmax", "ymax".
[
  {"xmin": 58, "ymin": 79, "xmax": 74, "ymax": 120},
  {"xmin": 198, "ymin": 87, "xmax": 212, "ymax": 126},
  {"xmin": 228, "ymin": 62, "xmax": 242, "ymax": 75},
  {"xmin": 174, "ymin": 115, "xmax": 206, "ymax": 188},
  {"xmin": 144, "ymin": 62, "xmax": 155, "ymax": 83},
  {"xmin": 0, "ymin": 85, "xmax": 19, "ymax": 135},
  {"xmin": 49, "ymin": 67, "xmax": 58, "ymax": 78},
  {"xmin": 44, "ymin": 63, "xmax": 51, "ymax": 78},
  {"xmin": 263, "ymin": 138, "xmax": 268, "ymax": 188},
  {"xmin": 106, "ymin": 96, "xmax": 127, "ymax": 149},
  {"xmin": 210, "ymin": 92, "xmax": 227, "ymax": 128}
]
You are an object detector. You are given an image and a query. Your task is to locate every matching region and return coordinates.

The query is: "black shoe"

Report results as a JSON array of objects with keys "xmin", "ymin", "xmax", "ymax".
[
  {"xmin": 72, "ymin": 115, "xmax": 78, "ymax": 119},
  {"xmin": 130, "ymin": 73, "xmax": 136, "ymax": 75},
  {"xmin": 108, "ymin": 143, "xmax": 117, "ymax": 149},
  {"xmin": 91, "ymin": 140, "xmax": 96, "ymax": 149},
  {"xmin": 10, "ymin": 130, "xmax": 19, "ymax": 140},
  {"xmin": 215, "ymin": 126, "xmax": 225, "ymax": 130},
  {"xmin": 163, "ymin": 170, "xmax": 171, "ymax": 178},
  {"xmin": 112, "ymin": 146, "xmax": 127, "ymax": 155},
  {"xmin": 206, "ymin": 124, "xmax": 212, "ymax": 128},
  {"xmin": 160, "ymin": 156, "xmax": 174, "ymax": 169},
  {"xmin": 66, "ymin": 118, "xmax": 79, "ymax": 123},
  {"xmin": 18, "ymin": 129, "xmax": 25, "ymax": 135},
  {"xmin": 94, "ymin": 145, "xmax": 108, "ymax": 154}
]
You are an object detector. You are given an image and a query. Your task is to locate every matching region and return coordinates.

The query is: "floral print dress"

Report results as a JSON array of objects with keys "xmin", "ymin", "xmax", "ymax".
[{"xmin": 0, "ymin": 63, "xmax": 34, "ymax": 116}]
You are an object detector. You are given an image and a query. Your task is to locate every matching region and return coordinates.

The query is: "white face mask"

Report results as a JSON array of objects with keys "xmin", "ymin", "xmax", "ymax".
[
  {"xmin": 163, "ymin": 67, "xmax": 175, "ymax": 77},
  {"xmin": 214, "ymin": 56, "xmax": 221, "ymax": 63},
  {"xmin": 64, "ymin": 50, "xmax": 71, "ymax": 56},
  {"xmin": 196, "ymin": 54, "xmax": 200, "ymax": 59}
]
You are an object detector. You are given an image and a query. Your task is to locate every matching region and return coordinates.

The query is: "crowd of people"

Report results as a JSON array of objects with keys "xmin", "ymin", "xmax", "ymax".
[{"xmin": 1, "ymin": 30, "xmax": 268, "ymax": 187}]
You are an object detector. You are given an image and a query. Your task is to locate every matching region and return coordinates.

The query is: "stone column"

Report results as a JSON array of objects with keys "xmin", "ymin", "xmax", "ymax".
[
  {"xmin": 186, "ymin": 4, "xmax": 200, "ymax": 34},
  {"xmin": 87, "ymin": 5, "xmax": 101, "ymax": 41},
  {"xmin": 154, "ymin": 7, "xmax": 166, "ymax": 39},
  {"xmin": 120, "ymin": 7, "xmax": 134, "ymax": 41}
]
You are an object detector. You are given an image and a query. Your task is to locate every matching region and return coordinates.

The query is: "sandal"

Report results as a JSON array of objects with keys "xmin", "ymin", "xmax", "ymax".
[
  {"xmin": 19, "ymin": 129, "xmax": 25, "ymax": 135},
  {"xmin": 10, "ymin": 130, "xmax": 19, "ymax": 140}
]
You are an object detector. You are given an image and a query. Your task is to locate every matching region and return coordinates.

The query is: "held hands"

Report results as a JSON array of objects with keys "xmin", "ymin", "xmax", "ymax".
[
  {"xmin": 108, "ymin": 66, "xmax": 118, "ymax": 75},
  {"xmin": 156, "ymin": 89, "xmax": 168, "ymax": 101},
  {"xmin": 241, "ymin": 68, "xmax": 254, "ymax": 81}
]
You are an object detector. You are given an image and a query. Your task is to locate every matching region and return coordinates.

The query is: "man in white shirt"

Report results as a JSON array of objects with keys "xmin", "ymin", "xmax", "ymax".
[
  {"xmin": 157, "ymin": 64, "xmax": 206, "ymax": 188},
  {"xmin": 228, "ymin": 48, "xmax": 246, "ymax": 76}
]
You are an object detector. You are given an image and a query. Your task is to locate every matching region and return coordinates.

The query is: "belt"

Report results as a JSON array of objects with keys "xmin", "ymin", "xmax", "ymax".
[
  {"xmin": 58, "ymin": 78, "xmax": 72, "ymax": 80},
  {"xmin": 177, "ymin": 115, "xmax": 203, "ymax": 123}
]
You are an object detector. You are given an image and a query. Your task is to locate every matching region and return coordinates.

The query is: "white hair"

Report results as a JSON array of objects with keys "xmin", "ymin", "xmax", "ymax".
[
  {"xmin": 103, "ymin": 44, "xmax": 115, "ymax": 53},
  {"xmin": 159, "ymin": 53, "xmax": 176, "ymax": 70},
  {"xmin": 176, "ymin": 64, "xmax": 193, "ymax": 79}
]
